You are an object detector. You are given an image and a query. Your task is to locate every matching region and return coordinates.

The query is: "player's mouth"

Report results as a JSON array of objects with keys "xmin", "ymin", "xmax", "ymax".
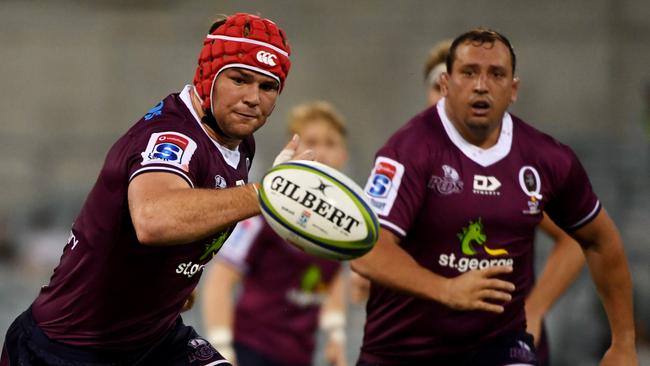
[
  {"xmin": 234, "ymin": 111, "xmax": 258, "ymax": 120},
  {"xmin": 470, "ymin": 100, "xmax": 491, "ymax": 116}
]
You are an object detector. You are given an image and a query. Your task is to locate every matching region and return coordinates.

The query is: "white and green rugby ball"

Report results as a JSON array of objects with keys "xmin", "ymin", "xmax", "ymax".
[{"xmin": 258, "ymin": 160, "xmax": 379, "ymax": 261}]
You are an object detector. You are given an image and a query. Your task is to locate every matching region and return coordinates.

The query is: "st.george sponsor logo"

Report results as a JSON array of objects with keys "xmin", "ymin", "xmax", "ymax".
[
  {"xmin": 439, "ymin": 218, "xmax": 513, "ymax": 273},
  {"xmin": 286, "ymin": 265, "xmax": 328, "ymax": 307},
  {"xmin": 439, "ymin": 253, "xmax": 513, "ymax": 273},
  {"xmin": 176, "ymin": 261, "xmax": 205, "ymax": 278}
]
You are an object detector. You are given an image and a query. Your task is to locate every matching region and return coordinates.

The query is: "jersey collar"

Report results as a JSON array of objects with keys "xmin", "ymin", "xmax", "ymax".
[
  {"xmin": 179, "ymin": 85, "xmax": 241, "ymax": 169},
  {"xmin": 437, "ymin": 97, "xmax": 513, "ymax": 167}
]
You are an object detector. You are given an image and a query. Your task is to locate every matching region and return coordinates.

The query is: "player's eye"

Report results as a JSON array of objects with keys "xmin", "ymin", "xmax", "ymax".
[
  {"xmin": 461, "ymin": 69, "xmax": 475, "ymax": 77},
  {"xmin": 492, "ymin": 71, "xmax": 505, "ymax": 79},
  {"xmin": 260, "ymin": 82, "xmax": 279, "ymax": 92},
  {"xmin": 231, "ymin": 76, "xmax": 246, "ymax": 85}
]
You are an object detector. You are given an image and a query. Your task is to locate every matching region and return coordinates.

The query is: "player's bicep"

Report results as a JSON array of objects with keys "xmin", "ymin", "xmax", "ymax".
[
  {"xmin": 128, "ymin": 172, "xmax": 191, "ymax": 232},
  {"xmin": 538, "ymin": 212, "xmax": 567, "ymax": 242},
  {"xmin": 568, "ymin": 209, "xmax": 619, "ymax": 250}
]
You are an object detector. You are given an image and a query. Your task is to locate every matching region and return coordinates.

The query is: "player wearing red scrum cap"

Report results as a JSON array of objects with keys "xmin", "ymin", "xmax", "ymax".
[{"xmin": 1, "ymin": 13, "xmax": 307, "ymax": 366}]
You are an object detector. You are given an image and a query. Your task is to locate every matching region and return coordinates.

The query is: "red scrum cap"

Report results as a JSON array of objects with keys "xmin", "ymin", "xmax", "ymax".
[{"xmin": 193, "ymin": 13, "xmax": 292, "ymax": 111}]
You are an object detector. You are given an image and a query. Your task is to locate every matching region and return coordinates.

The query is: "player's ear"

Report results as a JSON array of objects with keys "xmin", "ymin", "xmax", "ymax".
[
  {"xmin": 510, "ymin": 76, "xmax": 520, "ymax": 103},
  {"xmin": 440, "ymin": 72, "xmax": 450, "ymax": 96}
]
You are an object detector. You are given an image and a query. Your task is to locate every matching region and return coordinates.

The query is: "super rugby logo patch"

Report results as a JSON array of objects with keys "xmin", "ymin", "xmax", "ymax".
[
  {"xmin": 141, "ymin": 131, "xmax": 197, "ymax": 172},
  {"xmin": 364, "ymin": 157, "xmax": 404, "ymax": 216}
]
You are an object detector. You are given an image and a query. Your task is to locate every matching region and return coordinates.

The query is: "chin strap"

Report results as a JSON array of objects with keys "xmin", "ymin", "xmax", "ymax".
[{"xmin": 201, "ymin": 110, "xmax": 233, "ymax": 140}]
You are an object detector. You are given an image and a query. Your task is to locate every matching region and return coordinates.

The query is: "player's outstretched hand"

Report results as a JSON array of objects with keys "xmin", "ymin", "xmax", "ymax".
[
  {"xmin": 273, "ymin": 134, "xmax": 314, "ymax": 166},
  {"xmin": 441, "ymin": 266, "xmax": 515, "ymax": 313}
]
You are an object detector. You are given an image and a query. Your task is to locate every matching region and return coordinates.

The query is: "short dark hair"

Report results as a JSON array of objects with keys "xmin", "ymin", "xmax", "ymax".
[
  {"xmin": 446, "ymin": 28, "xmax": 516, "ymax": 75},
  {"xmin": 208, "ymin": 15, "xmax": 228, "ymax": 34}
]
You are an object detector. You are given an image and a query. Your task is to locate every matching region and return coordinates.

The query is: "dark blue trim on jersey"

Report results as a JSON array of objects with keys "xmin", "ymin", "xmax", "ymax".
[
  {"xmin": 129, "ymin": 166, "xmax": 194, "ymax": 188},
  {"xmin": 563, "ymin": 201, "xmax": 602, "ymax": 232}
]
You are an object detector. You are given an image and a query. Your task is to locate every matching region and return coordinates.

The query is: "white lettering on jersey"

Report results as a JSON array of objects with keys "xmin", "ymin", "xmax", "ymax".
[
  {"xmin": 67, "ymin": 230, "xmax": 79, "ymax": 250},
  {"xmin": 175, "ymin": 261, "xmax": 205, "ymax": 278},
  {"xmin": 364, "ymin": 157, "xmax": 405, "ymax": 216},
  {"xmin": 141, "ymin": 131, "xmax": 198, "ymax": 172},
  {"xmin": 438, "ymin": 253, "xmax": 514, "ymax": 273},
  {"xmin": 472, "ymin": 175, "xmax": 501, "ymax": 195}
]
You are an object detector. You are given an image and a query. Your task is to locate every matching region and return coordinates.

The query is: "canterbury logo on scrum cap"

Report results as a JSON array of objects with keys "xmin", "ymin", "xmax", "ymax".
[{"xmin": 256, "ymin": 51, "xmax": 278, "ymax": 66}]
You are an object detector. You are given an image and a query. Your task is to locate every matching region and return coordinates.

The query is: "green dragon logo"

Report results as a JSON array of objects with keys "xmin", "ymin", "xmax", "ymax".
[
  {"xmin": 457, "ymin": 218, "xmax": 508, "ymax": 256},
  {"xmin": 199, "ymin": 230, "xmax": 230, "ymax": 261},
  {"xmin": 301, "ymin": 265, "xmax": 323, "ymax": 292}
]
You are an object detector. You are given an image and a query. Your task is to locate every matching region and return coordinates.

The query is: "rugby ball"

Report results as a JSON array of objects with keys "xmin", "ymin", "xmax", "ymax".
[{"xmin": 258, "ymin": 160, "xmax": 379, "ymax": 260}]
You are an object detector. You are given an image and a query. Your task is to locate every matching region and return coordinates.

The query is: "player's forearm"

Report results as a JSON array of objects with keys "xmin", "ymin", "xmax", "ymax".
[
  {"xmin": 133, "ymin": 184, "xmax": 260, "ymax": 246},
  {"xmin": 202, "ymin": 263, "xmax": 238, "ymax": 330},
  {"xmin": 525, "ymin": 236, "xmax": 585, "ymax": 317},
  {"xmin": 351, "ymin": 230, "xmax": 447, "ymax": 304},
  {"xmin": 584, "ymin": 240, "xmax": 635, "ymax": 346},
  {"xmin": 321, "ymin": 270, "xmax": 345, "ymax": 314},
  {"xmin": 574, "ymin": 212, "xmax": 636, "ymax": 347}
]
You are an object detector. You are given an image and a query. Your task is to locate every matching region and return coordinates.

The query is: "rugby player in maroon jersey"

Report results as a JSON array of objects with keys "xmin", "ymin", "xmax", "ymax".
[
  {"xmin": 1, "ymin": 12, "xmax": 312, "ymax": 366},
  {"xmin": 353, "ymin": 28, "xmax": 637, "ymax": 366}
]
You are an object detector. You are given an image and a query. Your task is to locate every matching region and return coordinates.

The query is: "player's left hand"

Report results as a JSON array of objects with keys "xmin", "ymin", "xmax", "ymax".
[
  {"xmin": 324, "ymin": 336, "xmax": 347, "ymax": 366},
  {"xmin": 181, "ymin": 289, "xmax": 197, "ymax": 312},
  {"xmin": 599, "ymin": 343, "xmax": 638, "ymax": 366},
  {"xmin": 273, "ymin": 134, "xmax": 314, "ymax": 166}
]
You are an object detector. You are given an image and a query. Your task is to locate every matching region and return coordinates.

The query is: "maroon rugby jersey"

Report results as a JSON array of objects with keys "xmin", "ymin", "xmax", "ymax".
[
  {"xmin": 31, "ymin": 85, "xmax": 255, "ymax": 350},
  {"xmin": 217, "ymin": 216, "xmax": 340, "ymax": 365},
  {"xmin": 360, "ymin": 99, "xmax": 600, "ymax": 363}
]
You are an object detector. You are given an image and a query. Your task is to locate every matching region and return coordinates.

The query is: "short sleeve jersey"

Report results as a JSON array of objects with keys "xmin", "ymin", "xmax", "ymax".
[
  {"xmin": 31, "ymin": 85, "xmax": 255, "ymax": 350},
  {"xmin": 217, "ymin": 216, "xmax": 341, "ymax": 365},
  {"xmin": 359, "ymin": 99, "xmax": 600, "ymax": 363}
]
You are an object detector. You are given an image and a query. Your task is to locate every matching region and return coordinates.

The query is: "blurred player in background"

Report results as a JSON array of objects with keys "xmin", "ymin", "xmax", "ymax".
[
  {"xmin": 202, "ymin": 101, "xmax": 349, "ymax": 366},
  {"xmin": 1, "ymin": 13, "xmax": 311, "ymax": 366},
  {"xmin": 352, "ymin": 28, "xmax": 637, "ymax": 365},
  {"xmin": 422, "ymin": 39, "xmax": 585, "ymax": 366}
]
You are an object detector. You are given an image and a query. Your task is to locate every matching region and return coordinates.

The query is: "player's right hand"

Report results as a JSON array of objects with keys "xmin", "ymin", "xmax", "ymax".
[
  {"xmin": 441, "ymin": 266, "xmax": 515, "ymax": 313},
  {"xmin": 273, "ymin": 134, "xmax": 314, "ymax": 166}
]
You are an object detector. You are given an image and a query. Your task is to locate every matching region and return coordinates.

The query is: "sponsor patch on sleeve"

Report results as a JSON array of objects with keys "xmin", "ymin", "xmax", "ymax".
[
  {"xmin": 363, "ymin": 156, "xmax": 405, "ymax": 216},
  {"xmin": 140, "ymin": 131, "xmax": 198, "ymax": 172}
]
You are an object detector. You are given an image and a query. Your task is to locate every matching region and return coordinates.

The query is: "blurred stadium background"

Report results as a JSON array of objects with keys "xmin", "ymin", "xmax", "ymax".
[{"xmin": 1, "ymin": 1, "xmax": 649, "ymax": 365}]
